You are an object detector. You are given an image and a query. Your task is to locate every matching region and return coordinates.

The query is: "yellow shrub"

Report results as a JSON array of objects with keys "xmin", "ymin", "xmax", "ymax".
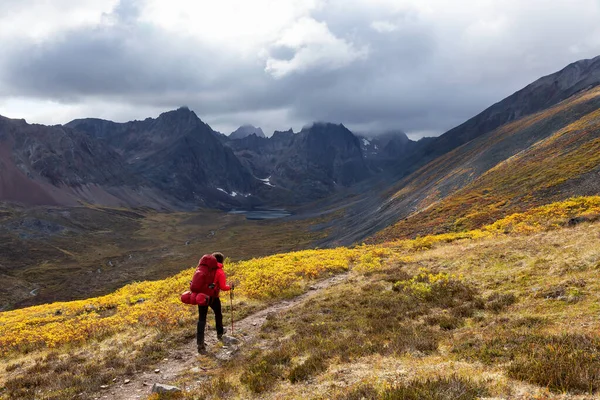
[
  {"xmin": 388, "ymin": 230, "xmax": 492, "ymax": 251},
  {"xmin": 0, "ymin": 246, "xmax": 393, "ymax": 356},
  {"xmin": 485, "ymin": 196, "xmax": 600, "ymax": 234},
  {"xmin": 393, "ymin": 270, "xmax": 471, "ymax": 304}
]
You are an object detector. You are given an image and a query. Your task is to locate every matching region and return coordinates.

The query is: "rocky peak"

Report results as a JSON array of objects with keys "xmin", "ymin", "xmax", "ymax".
[
  {"xmin": 67, "ymin": 108, "xmax": 215, "ymax": 161},
  {"xmin": 357, "ymin": 130, "xmax": 416, "ymax": 168},
  {"xmin": 375, "ymin": 130, "xmax": 410, "ymax": 144},
  {"xmin": 271, "ymin": 128, "xmax": 294, "ymax": 142},
  {"xmin": 0, "ymin": 116, "xmax": 138, "ymax": 192},
  {"xmin": 66, "ymin": 108, "xmax": 258, "ymax": 206},
  {"xmin": 300, "ymin": 123, "xmax": 360, "ymax": 148},
  {"xmin": 156, "ymin": 106, "xmax": 199, "ymax": 125},
  {"xmin": 273, "ymin": 128, "xmax": 293, "ymax": 135},
  {"xmin": 149, "ymin": 107, "xmax": 209, "ymax": 138},
  {"xmin": 230, "ymin": 125, "xmax": 266, "ymax": 140},
  {"xmin": 275, "ymin": 122, "xmax": 369, "ymax": 188}
]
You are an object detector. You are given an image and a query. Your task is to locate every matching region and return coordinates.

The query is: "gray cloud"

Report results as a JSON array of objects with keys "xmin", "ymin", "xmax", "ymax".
[{"xmin": 0, "ymin": 0, "xmax": 599, "ymax": 137}]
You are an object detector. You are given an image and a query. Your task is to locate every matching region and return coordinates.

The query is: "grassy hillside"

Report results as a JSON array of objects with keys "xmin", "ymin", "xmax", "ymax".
[
  {"xmin": 364, "ymin": 86, "xmax": 600, "ymax": 244},
  {"xmin": 2, "ymin": 196, "xmax": 600, "ymax": 399}
]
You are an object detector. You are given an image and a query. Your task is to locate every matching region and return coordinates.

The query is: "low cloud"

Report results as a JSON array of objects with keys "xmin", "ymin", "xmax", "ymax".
[
  {"xmin": 265, "ymin": 17, "xmax": 368, "ymax": 78},
  {"xmin": 0, "ymin": 0, "xmax": 599, "ymax": 137}
]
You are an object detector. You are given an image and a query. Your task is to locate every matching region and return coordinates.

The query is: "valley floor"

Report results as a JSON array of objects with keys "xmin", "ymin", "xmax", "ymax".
[{"xmin": 0, "ymin": 205, "xmax": 330, "ymax": 310}]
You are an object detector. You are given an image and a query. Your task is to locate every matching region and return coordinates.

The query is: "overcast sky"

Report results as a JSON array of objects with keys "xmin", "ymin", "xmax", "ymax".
[{"xmin": 0, "ymin": 0, "xmax": 599, "ymax": 138}]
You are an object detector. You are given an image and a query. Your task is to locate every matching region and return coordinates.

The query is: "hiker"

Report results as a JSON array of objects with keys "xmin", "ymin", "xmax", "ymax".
[{"xmin": 192, "ymin": 252, "xmax": 234, "ymax": 354}]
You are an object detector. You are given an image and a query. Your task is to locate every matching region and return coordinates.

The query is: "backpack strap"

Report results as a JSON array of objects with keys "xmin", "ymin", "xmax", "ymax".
[{"xmin": 208, "ymin": 268, "xmax": 219, "ymax": 292}]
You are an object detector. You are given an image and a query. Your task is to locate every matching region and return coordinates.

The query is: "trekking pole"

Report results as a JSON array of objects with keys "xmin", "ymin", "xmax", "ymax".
[{"xmin": 230, "ymin": 287, "xmax": 234, "ymax": 335}]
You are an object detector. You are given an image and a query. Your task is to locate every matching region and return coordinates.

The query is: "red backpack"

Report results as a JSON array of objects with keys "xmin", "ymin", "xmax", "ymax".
[{"xmin": 181, "ymin": 254, "xmax": 219, "ymax": 306}]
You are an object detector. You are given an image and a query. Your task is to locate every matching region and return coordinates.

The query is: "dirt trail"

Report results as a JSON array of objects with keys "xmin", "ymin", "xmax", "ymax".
[{"xmin": 100, "ymin": 273, "xmax": 349, "ymax": 400}]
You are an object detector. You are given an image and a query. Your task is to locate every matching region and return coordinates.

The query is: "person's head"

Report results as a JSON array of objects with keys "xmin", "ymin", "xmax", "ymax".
[{"xmin": 212, "ymin": 252, "xmax": 225, "ymax": 263}]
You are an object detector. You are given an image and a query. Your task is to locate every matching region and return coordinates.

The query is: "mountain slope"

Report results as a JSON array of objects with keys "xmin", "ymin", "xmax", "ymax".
[
  {"xmin": 403, "ymin": 55, "xmax": 600, "ymax": 171},
  {"xmin": 312, "ymin": 56, "xmax": 600, "ymax": 245},
  {"xmin": 368, "ymin": 85, "xmax": 600, "ymax": 242},
  {"xmin": 378, "ymin": 84, "xmax": 600, "ymax": 239},
  {"xmin": 0, "ymin": 116, "xmax": 169, "ymax": 207},
  {"xmin": 273, "ymin": 123, "xmax": 370, "ymax": 195},
  {"xmin": 68, "ymin": 108, "xmax": 260, "ymax": 207}
]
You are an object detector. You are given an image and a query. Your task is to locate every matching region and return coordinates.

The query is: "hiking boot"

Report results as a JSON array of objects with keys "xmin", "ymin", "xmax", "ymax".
[
  {"xmin": 197, "ymin": 344, "xmax": 207, "ymax": 354},
  {"xmin": 217, "ymin": 328, "xmax": 227, "ymax": 341}
]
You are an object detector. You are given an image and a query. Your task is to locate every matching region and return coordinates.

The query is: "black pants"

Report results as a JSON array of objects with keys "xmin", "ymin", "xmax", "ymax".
[{"xmin": 197, "ymin": 297, "xmax": 224, "ymax": 346}]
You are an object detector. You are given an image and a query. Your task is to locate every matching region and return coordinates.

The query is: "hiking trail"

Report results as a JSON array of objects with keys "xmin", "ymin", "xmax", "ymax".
[{"xmin": 100, "ymin": 272, "xmax": 349, "ymax": 400}]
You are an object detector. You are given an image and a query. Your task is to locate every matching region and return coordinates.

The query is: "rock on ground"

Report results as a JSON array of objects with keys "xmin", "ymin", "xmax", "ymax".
[{"xmin": 151, "ymin": 383, "xmax": 182, "ymax": 394}]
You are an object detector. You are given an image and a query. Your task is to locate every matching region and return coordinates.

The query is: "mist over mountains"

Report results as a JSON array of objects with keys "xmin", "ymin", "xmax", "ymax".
[{"xmin": 229, "ymin": 125, "xmax": 266, "ymax": 140}]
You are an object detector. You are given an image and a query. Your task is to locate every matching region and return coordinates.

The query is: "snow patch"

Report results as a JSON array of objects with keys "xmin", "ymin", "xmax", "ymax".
[
  {"xmin": 259, "ymin": 176, "xmax": 275, "ymax": 187},
  {"xmin": 217, "ymin": 188, "xmax": 251, "ymax": 197},
  {"xmin": 362, "ymin": 138, "xmax": 370, "ymax": 146}
]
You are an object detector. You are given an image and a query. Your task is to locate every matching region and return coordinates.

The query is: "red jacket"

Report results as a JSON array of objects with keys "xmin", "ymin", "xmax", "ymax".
[{"xmin": 214, "ymin": 263, "xmax": 231, "ymax": 297}]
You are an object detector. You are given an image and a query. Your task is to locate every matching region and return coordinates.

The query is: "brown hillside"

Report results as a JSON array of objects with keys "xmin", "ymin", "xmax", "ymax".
[{"xmin": 372, "ymin": 86, "xmax": 600, "ymax": 242}]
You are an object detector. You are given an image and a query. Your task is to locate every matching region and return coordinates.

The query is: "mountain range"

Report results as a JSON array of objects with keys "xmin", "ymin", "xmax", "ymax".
[
  {"xmin": 1, "ymin": 108, "xmax": 428, "ymax": 209},
  {"xmin": 1, "ymin": 55, "xmax": 600, "ymax": 242}
]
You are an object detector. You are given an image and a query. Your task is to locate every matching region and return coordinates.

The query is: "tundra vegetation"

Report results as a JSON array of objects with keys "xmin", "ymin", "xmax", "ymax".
[{"xmin": 1, "ymin": 196, "xmax": 600, "ymax": 399}]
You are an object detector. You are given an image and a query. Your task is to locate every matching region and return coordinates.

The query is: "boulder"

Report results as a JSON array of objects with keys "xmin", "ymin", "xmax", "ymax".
[
  {"xmin": 221, "ymin": 335, "xmax": 241, "ymax": 346},
  {"xmin": 216, "ymin": 346, "xmax": 238, "ymax": 361},
  {"xmin": 151, "ymin": 383, "xmax": 182, "ymax": 395}
]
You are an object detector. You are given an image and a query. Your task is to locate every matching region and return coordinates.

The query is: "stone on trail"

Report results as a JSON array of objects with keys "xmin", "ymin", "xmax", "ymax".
[
  {"xmin": 221, "ymin": 335, "xmax": 240, "ymax": 346},
  {"xmin": 216, "ymin": 345, "xmax": 239, "ymax": 361},
  {"xmin": 152, "ymin": 383, "xmax": 182, "ymax": 394}
]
